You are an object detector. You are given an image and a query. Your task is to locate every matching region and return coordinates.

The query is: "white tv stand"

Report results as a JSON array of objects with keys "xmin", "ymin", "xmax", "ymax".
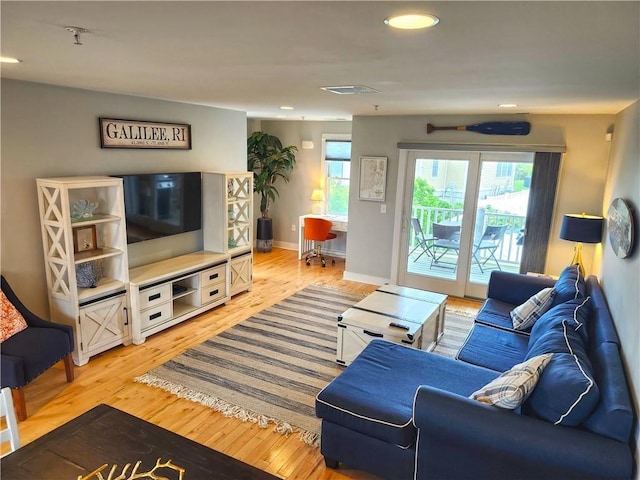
[{"xmin": 128, "ymin": 251, "xmax": 230, "ymax": 344}]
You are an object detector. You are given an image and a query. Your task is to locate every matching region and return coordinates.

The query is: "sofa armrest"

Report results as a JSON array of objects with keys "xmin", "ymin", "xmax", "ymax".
[
  {"xmin": 486, "ymin": 271, "xmax": 555, "ymax": 305},
  {"xmin": 413, "ymin": 386, "xmax": 633, "ymax": 480}
]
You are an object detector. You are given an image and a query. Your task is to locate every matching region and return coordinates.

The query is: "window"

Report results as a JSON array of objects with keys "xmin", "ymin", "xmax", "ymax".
[
  {"xmin": 322, "ymin": 136, "xmax": 351, "ymax": 215},
  {"xmin": 496, "ymin": 162, "xmax": 513, "ymax": 177}
]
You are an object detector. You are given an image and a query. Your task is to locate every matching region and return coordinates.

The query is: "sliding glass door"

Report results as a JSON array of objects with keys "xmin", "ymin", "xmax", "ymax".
[{"xmin": 397, "ymin": 150, "xmax": 533, "ymax": 298}]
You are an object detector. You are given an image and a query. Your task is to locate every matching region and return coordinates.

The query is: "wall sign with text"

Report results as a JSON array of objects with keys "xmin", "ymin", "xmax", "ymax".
[{"xmin": 99, "ymin": 118, "xmax": 192, "ymax": 149}]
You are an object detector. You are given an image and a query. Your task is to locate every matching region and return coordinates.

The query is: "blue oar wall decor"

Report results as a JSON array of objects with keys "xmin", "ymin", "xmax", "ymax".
[{"xmin": 426, "ymin": 121, "xmax": 531, "ymax": 135}]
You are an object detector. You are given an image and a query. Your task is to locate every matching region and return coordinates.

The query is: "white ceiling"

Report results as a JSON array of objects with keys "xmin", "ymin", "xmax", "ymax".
[{"xmin": 2, "ymin": 1, "xmax": 638, "ymax": 120}]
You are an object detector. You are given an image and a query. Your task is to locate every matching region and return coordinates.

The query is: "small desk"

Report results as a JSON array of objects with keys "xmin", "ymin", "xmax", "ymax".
[
  {"xmin": 298, "ymin": 214, "xmax": 348, "ymax": 259},
  {"xmin": 1, "ymin": 404, "xmax": 279, "ymax": 480}
]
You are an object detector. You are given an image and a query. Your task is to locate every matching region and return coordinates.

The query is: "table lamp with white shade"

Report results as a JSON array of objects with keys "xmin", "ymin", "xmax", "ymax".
[{"xmin": 311, "ymin": 188, "xmax": 325, "ymax": 214}]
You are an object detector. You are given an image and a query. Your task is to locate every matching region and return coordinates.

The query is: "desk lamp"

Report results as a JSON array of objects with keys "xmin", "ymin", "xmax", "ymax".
[
  {"xmin": 311, "ymin": 188, "xmax": 325, "ymax": 214},
  {"xmin": 559, "ymin": 213, "xmax": 604, "ymax": 277}
]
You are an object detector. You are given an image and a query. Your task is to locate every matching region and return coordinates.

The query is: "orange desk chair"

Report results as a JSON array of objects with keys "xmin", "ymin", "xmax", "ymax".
[{"xmin": 304, "ymin": 217, "xmax": 337, "ymax": 267}]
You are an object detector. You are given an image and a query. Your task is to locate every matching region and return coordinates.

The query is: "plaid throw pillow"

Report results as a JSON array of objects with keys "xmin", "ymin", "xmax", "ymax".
[
  {"xmin": 470, "ymin": 353, "xmax": 553, "ymax": 409},
  {"xmin": 510, "ymin": 287, "xmax": 556, "ymax": 331}
]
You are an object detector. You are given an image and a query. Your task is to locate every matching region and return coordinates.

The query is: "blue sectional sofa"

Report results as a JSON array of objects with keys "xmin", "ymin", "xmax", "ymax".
[{"xmin": 316, "ymin": 267, "xmax": 635, "ymax": 479}]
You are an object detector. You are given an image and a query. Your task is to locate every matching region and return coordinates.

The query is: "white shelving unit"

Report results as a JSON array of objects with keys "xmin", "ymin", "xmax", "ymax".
[
  {"xmin": 203, "ymin": 172, "xmax": 253, "ymax": 295},
  {"xmin": 36, "ymin": 172, "xmax": 254, "ymax": 362},
  {"xmin": 36, "ymin": 176, "xmax": 131, "ymax": 366}
]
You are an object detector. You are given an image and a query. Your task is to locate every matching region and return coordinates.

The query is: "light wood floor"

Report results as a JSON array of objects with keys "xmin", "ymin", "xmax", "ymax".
[{"xmin": 6, "ymin": 248, "xmax": 481, "ymax": 479}]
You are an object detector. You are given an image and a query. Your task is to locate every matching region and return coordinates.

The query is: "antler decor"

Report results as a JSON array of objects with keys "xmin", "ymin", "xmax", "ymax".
[{"xmin": 77, "ymin": 458, "xmax": 185, "ymax": 480}]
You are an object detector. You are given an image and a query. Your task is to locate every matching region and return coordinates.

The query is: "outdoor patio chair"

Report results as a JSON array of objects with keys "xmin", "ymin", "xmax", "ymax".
[
  {"xmin": 430, "ymin": 223, "xmax": 461, "ymax": 270},
  {"xmin": 409, "ymin": 218, "xmax": 434, "ymax": 262},
  {"xmin": 472, "ymin": 224, "xmax": 508, "ymax": 273}
]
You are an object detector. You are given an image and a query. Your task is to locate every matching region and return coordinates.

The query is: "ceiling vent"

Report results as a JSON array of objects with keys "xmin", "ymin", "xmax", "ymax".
[{"xmin": 320, "ymin": 85, "xmax": 380, "ymax": 95}]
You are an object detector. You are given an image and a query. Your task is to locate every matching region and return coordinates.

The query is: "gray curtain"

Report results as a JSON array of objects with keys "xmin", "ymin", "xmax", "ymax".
[{"xmin": 519, "ymin": 152, "xmax": 562, "ymax": 274}]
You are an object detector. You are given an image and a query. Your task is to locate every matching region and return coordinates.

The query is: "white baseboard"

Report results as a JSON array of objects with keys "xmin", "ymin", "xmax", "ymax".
[
  {"xmin": 322, "ymin": 248, "xmax": 346, "ymax": 258},
  {"xmin": 273, "ymin": 241, "xmax": 297, "ymax": 251},
  {"xmin": 272, "ymin": 241, "xmax": 346, "ymax": 259},
  {"xmin": 343, "ymin": 270, "xmax": 389, "ymax": 286}
]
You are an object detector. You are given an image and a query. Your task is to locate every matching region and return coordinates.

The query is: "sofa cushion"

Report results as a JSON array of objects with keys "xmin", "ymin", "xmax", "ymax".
[
  {"xmin": 316, "ymin": 340, "xmax": 498, "ymax": 448},
  {"xmin": 525, "ymin": 315, "xmax": 599, "ymax": 426},
  {"xmin": 528, "ymin": 297, "xmax": 592, "ymax": 347},
  {"xmin": 524, "ymin": 350, "xmax": 599, "ymax": 426},
  {"xmin": 510, "ymin": 287, "xmax": 556, "ymax": 331},
  {"xmin": 457, "ymin": 323, "xmax": 529, "ymax": 372},
  {"xmin": 475, "ymin": 299, "xmax": 516, "ymax": 332},
  {"xmin": 0, "ymin": 290, "xmax": 28, "ymax": 342},
  {"xmin": 471, "ymin": 353, "xmax": 553, "ymax": 409},
  {"xmin": 551, "ymin": 265, "xmax": 586, "ymax": 307}
]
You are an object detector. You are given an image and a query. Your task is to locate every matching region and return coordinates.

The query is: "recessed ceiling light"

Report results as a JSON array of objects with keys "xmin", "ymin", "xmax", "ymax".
[
  {"xmin": 0, "ymin": 56, "xmax": 22, "ymax": 64},
  {"xmin": 280, "ymin": 106, "xmax": 294, "ymax": 110},
  {"xmin": 384, "ymin": 14, "xmax": 439, "ymax": 30},
  {"xmin": 498, "ymin": 104, "xmax": 519, "ymax": 108}
]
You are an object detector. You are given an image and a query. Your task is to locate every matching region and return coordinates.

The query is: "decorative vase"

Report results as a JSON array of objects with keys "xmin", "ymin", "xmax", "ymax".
[{"xmin": 75, "ymin": 260, "xmax": 104, "ymax": 288}]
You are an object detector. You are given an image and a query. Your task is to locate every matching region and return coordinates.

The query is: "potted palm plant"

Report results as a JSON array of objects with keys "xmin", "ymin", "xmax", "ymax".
[{"xmin": 247, "ymin": 132, "xmax": 297, "ymax": 252}]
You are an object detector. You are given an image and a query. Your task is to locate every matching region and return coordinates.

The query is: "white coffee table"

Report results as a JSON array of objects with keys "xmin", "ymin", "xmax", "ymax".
[{"xmin": 336, "ymin": 285, "xmax": 447, "ymax": 366}]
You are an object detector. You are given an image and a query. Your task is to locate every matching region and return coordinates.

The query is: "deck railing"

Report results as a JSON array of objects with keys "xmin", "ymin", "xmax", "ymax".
[{"xmin": 410, "ymin": 206, "xmax": 525, "ymax": 266}]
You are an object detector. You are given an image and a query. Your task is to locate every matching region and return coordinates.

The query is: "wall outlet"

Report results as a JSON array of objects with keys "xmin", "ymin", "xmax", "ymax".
[
  {"xmin": 291, "ymin": 224, "xmax": 296, "ymax": 232},
  {"xmin": 380, "ymin": 204, "xmax": 387, "ymax": 214}
]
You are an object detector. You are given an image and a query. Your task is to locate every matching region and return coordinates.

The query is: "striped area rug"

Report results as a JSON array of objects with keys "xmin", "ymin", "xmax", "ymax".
[
  {"xmin": 433, "ymin": 308, "xmax": 475, "ymax": 358},
  {"xmin": 135, "ymin": 285, "xmax": 473, "ymax": 446}
]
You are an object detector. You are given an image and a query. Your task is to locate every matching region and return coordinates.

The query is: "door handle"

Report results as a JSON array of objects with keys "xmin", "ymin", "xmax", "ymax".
[{"xmin": 363, "ymin": 330, "xmax": 384, "ymax": 338}]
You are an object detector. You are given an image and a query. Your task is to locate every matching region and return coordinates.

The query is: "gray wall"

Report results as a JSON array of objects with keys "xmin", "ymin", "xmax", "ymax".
[
  {"xmin": 255, "ymin": 120, "xmax": 351, "ymax": 251},
  {"xmin": 349, "ymin": 114, "xmax": 613, "ymax": 282},
  {"xmin": 255, "ymin": 114, "xmax": 614, "ymax": 283},
  {"xmin": 599, "ymin": 100, "xmax": 640, "ymax": 462},
  {"xmin": 1, "ymin": 79, "xmax": 247, "ymax": 315}
]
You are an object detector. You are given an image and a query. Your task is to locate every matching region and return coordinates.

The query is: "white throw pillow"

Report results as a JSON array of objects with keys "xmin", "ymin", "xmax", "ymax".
[
  {"xmin": 470, "ymin": 353, "xmax": 553, "ymax": 409},
  {"xmin": 510, "ymin": 287, "xmax": 556, "ymax": 331}
]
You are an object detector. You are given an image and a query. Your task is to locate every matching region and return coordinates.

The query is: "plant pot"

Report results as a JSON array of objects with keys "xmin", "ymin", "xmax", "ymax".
[{"xmin": 256, "ymin": 218, "xmax": 273, "ymax": 253}]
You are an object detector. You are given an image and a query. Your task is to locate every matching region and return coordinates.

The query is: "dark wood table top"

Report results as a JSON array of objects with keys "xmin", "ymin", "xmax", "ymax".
[{"xmin": 1, "ymin": 404, "xmax": 280, "ymax": 479}]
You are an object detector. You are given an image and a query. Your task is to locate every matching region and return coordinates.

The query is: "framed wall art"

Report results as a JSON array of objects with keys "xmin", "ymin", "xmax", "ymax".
[
  {"xmin": 607, "ymin": 197, "xmax": 635, "ymax": 258},
  {"xmin": 358, "ymin": 156, "xmax": 388, "ymax": 202},
  {"xmin": 73, "ymin": 225, "xmax": 98, "ymax": 254}
]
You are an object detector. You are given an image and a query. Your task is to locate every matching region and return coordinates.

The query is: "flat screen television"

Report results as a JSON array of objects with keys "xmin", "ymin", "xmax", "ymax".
[{"xmin": 113, "ymin": 172, "xmax": 202, "ymax": 244}]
